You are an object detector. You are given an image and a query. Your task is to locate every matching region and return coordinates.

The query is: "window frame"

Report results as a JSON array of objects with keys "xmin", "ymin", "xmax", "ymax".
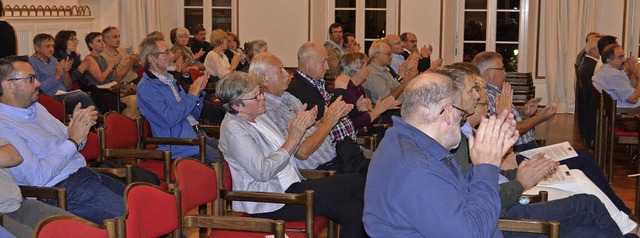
[
  {"xmin": 179, "ymin": 0, "xmax": 237, "ymax": 34},
  {"xmin": 328, "ymin": 0, "xmax": 398, "ymax": 53},
  {"xmin": 456, "ymin": 0, "xmax": 530, "ymax": 72}
]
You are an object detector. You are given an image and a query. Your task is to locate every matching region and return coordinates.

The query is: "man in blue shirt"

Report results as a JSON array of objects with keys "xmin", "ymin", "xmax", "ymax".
[
  {"xmin": 0, "ymin": 55, "xmax": 125, "ymax": 224},
  {"xmin": 136, "ymin": 36, "xmax": 221, "ymax": 164},
  {"xmin": 28, "ymin": 33, "xmax": 95, "ymax": 113},
  {"xmin": 364, "ymin": 71, "xmax": 519, "ymax": 237},
  {"xmin": 593, "ymin": 44, "xmax": 640, "ymax": 108}
]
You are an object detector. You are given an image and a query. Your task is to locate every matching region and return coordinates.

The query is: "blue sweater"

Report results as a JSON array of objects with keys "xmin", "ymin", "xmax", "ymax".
[
  {"xmin": 136, "ymin": 70, "xmax": 204, "ymax": 159},
  {"xmin": 29, "ymin": 56, "xmax": 67, "ymax": 96},
  {"xmin": 364, "ymin": 117, "xmax": 502, "ymax": 237}
]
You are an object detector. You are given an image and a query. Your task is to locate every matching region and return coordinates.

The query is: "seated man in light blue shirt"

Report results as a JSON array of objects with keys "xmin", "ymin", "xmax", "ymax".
[
  {"xmin": 0, "ymin": 137, "xmax": 73, "ymax": 238},
  {"xmin": 0, "ymin": 55, "xmax": 125, "ymax": 224},
  {"xmin": 28, "ymin": 33, "xmax": 95, "ymax": 114},
  {"xmin": 592, "ymin": 44, "xmax": 640, "ymax": 108}
]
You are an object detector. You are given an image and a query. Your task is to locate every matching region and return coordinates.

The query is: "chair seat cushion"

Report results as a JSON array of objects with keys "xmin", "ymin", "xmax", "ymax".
[
  {"xmin": 615, "ymin": 125, "xmax": 638, "ymax": 137},
  {"xmin": 137, "ymin": 160, "xmax": 175, "ymax": 181},
  {"xmin": 285, "ymin": 215, "xmax": 330, "ymax": 236}
]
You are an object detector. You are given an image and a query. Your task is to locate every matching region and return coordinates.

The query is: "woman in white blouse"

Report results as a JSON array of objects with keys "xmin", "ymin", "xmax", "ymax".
[
  {"xmin": 203, "ymin": 29, "xmax": 242, "ymax": 82},
  {"xmin": 216, "ymin": 72, "xmax": 367, "ymax": 238}
]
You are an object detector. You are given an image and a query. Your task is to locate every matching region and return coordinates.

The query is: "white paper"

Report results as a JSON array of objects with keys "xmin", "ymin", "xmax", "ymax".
[
  {"xmin": 265, "ymin": 235, "xmax": 289, "ymax": 238},
  {"xmin": 54, "ymin": 89, "xmax": 82, "ymax": 96},
  {"xmin": 518, "ymin": 141, "xmax": 578, "ymax": 162},
  {"xmin": 97, "ymin": 81, "xmax": 117, "ymax": 89},
  {"xmin": 538, "ymin": 165, "xmax": 577, "ymax": 185}
]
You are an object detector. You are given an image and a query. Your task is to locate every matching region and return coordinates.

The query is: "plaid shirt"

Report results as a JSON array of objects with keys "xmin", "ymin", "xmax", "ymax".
[
  {"xmin": 296, "ymin": 70, "xmax": 357, "ymax": 142},
  {"xmin": 485, "ymin": 83, "xmax": 535, "ymax": 146}
]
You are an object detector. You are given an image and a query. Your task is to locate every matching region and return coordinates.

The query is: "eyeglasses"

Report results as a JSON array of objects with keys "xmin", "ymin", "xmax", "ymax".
[
  {"xmin": 7, "ymin": 74, "xmax": 38, "ymax": 84},
  {"xmin": 488, "ymin": 67, "xmax": 505, "ymax": 71},
  {"xmin": 242, "ymin": 89, "xmax": 264, "ymax": 101},
  {"xmin": 154, "ymin": 50, "xmax": 170, "ymax": 56},
  {"xmin": 440, "ymin": 104, "xmax": 472, "ymax": 119},
  {"xmin": 405, "ymin": 40, "xmax": 418, "ymax": 44}
]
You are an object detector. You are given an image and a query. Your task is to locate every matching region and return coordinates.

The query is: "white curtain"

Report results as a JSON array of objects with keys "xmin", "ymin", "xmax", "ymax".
[
  {"xmin": 119, "ymin": 0, "xmax": 161, "ymax": 51},
  {"xmin": 542, "ymin": 0, "xmax": 597, "ymax": 113}
]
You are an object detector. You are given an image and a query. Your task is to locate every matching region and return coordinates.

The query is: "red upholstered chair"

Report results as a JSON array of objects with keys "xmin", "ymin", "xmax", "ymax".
[
  {"xmin": 214, "ymin": 162, "xmax": 336, "ymax": 238},
  {"xmin": 98, "ymin": 112, "xmax": 172, "ymax": 186},
  {"xmin": 120, "ymin": 182, "xmax": 285, "ymax": 238},
  {"xmin": 174, "ymin": 158, "xmax": 288, "ymax": 238},
  {"xmin": 38, "ymin": 94, "xmax": 67, "ymax": 124},
  {"xmin": 80, "ymin": 130, "xmax": 132, "ymax": 183},
  {"xmin": 34, "ymin": 215, "xmax": 117, "ymax": 238}
]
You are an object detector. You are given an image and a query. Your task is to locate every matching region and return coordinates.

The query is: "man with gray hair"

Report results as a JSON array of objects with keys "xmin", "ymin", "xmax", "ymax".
[
  {"xmin": 136, "ymin": 36, "xmax": 221, "ymax": 164},
  {"xmin": 101, "ymin": 26, "xmax": 140, "ymax": 83},
  {"xmin": 364, "ymin": 71, "xmax": 519, "ymax": 236},
  {"xmin": 363, "ymin": 40, "xmax": 417, "ymax": 104},
  {"xmin": 287, "ymin": 41, "xmax": 357, "ymax": 143},
  {"xmin": 249, "ymin": 52, "xmax": 369, "ymax": 172}
]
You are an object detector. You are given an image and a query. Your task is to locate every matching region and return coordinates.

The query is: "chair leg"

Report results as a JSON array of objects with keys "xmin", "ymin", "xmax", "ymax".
[{"xmin": 327, "ymin": 221, "xmax": 337, "ymax": 238}]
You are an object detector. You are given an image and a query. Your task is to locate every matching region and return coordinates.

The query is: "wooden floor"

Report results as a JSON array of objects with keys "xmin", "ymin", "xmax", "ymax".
[{"xmin": 536, "ymin": 113, "xmax": 637, "ymax": 213}]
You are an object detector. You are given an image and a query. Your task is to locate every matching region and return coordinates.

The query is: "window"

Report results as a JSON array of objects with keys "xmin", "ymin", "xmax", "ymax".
[
  {"xmin": 331, "ymin": 0, "xmax": 396, "ymax": 54},
  {"xmin": 458, "ymin": 0, "xmax": 525, "ymax": 72},
  {"xmin": 183, "ymin": 0, "xmax": 234, "ymax": 35}
]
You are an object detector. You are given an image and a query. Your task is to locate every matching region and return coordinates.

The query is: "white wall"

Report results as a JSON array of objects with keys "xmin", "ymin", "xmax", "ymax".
[
  {"xmin": 238, "ymin": 0, "xmax": 309, "ymax": 67},
  {"xmin": 399, "ymin": 0, "xmax": 442, "ymax": 60}
]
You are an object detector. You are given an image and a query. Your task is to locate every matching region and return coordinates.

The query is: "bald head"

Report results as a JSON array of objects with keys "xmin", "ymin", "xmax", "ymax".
[
  {"xmin": 402, "ymin": 72, "xmax": 460, "ymax": 124},
  {"xmin": 249, "ymin": 52, "xmax": 289, "ymax": 96},
  {"xmin": 386, "ymin": 34, "xmax": 403, "ymax": 54},
  {"xmin": 297, "ymin": 41, "xmax": 329, "ymax": 79}
]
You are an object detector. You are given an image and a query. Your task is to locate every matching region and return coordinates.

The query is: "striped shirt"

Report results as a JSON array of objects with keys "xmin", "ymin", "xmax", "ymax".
[
  {"xmin": 485, "ymin": 83, "xmax": 535, "ymax": 146},
  {"xmin": 263, "ymin": 92, "xmax": 337, "ymax": 169}
]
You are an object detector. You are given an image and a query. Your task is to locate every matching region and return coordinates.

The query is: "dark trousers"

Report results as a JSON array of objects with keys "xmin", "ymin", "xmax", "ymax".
[
  {"xmin": 515, "ymin": 140, "xmax": 632, "ymax": 215},
  {"xmin": 45, "ymin": 167, "xmax": 126, "ymax": 224},
  {"xmin": 251, "ymin": 173, "xmax": 367, "ymax": 238},
  {"xmin": 503, "ymin": 194, "xmax": 622, "ymax": 238}
]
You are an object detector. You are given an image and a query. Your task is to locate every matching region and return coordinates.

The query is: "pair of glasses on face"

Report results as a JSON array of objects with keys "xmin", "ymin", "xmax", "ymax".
[
  {"xmin": 242, "ymin": 88, "xmax": 265, "ymax": 101},
  {"xmin": 440, "ymin": 104, "xmax": 472, "ymax": 123},
  {"xmin": 488, "ymin": 67, "xmax": 505, "ymax": 72},
  {"xmin": 154, "ymin": 50, "xmax": 170, "ymax": 56},
  {"xmin": 7, "ymin": 74, "xmax": 38, "ymax": 84}
]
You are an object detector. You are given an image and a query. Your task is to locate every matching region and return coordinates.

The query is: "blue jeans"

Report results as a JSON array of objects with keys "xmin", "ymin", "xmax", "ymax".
[
  {"xmin": 503, "ymin": 194, "xmax": 622, "ymax": 238},
  {"xmin": 515, "ymin": 140, "xmax": 631, "ymax": 215},
  {"xmin": 55, "ymin": 90, "xmax": 96, "ymax": 114},
  {"xmin": 190, "ymin": 131, "xmax": 221, "ymax": 165},
  {"xmin": 45, "ymin": 167, "xmax": 125, "ymax": 224}
]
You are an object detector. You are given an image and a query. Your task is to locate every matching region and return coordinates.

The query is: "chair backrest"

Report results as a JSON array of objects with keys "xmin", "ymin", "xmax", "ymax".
[
  {"xmin": 591, "ymin": 85, "xmax": 604, "ymax": 167},
  {"xmin": 80, "ymin": 132, "xmax": 101, "ymax": 162},
  {"xmin": 174, "ymin": 158, "xmax": 219, "ymax": 215},
  {"xmin": 34, "ymin": 215, "xmax": 115, "ymax": 238},
  {"xmin": 602, "ymin": 90, "xmax": 616, "ymax": 181},
  {"xmin": 103, "ymin": 112, "xmax": 139, "ymax": 149},
  {"xmin": 124, "ymin": 182, "xmax": 179, "ymax": 238},
  {"xmin": 38, "ymin": 94, "xmax": 66, "ymax": 124}
]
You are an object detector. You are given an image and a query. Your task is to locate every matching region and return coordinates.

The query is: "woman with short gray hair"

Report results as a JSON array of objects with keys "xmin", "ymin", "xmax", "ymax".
[
  {"xmin": 338, "ymin": 51, "xmax": 400, "ymax": 128},
  {"xmin": 216, "ymin": 71, "xmax": 367, "ymax": 238}
]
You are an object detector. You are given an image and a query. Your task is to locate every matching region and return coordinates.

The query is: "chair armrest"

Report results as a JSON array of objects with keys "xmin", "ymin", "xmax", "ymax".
[
  {"xmin": 299, "ymin": 169, "xmax": 336, "ymax": 179},
  {"xmin": 199, "ymin": 125, "xmax": 221, "ymax": 139},
  {"xmin": 142, "ymin": 137, "xmax": 202, "ymax": 146},
  {"xmin": 520, "ymin": 190, "xmax": 548, "ymax": 203},
  {"xmin": 182, "ymin": 215, "xmax": 285, "ymax": 236},
  {"xmin": 19, "ymin": 186, "xmax": 67, "ymax": 210},
  {"xmin": 499, "ymin": 218, "xmax": 560, "ymax": 237},
  {"xmin": 92, "ymin": 165, "xmax": 133, "ymax": 184},
  {"xmin": 220, "ymin": 190, "xmax": 311, "ymax": 205}
]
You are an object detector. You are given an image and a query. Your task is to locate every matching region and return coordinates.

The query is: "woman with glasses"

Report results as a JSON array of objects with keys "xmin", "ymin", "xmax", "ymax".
[
  {"xmin": 170, "ymin": 27, "xmax": 203, "ymax": 71},
  {"xmin": 216, "ymin": 71, "xmax": 367, "ymax": 238},
  {"xmin": 54, "ymin": 30, "xmax": 87, "ymax": 89}
]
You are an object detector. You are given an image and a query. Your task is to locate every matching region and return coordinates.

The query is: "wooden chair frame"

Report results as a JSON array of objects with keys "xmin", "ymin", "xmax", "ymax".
[
  {"xmin": 115, "ymin": 182, "xmax": 286, "ymax": 238},
  {"xmin": 213, "ymin": 162, "xmax": 338, "ymax": 238},
  {"xmin": 19, "ymin": 186, "xmax": 67, "ymax": 210},
  {"xmin": 136, "ymin": 117, "xmax": 208, "ymax": 163},
  {"xmin": 499, "ymin": 191, "xmax": 560, "ymax": 237},
  {"xmin": 34, "ymin": 215, "xmax": 117, "ymax": 238}
]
